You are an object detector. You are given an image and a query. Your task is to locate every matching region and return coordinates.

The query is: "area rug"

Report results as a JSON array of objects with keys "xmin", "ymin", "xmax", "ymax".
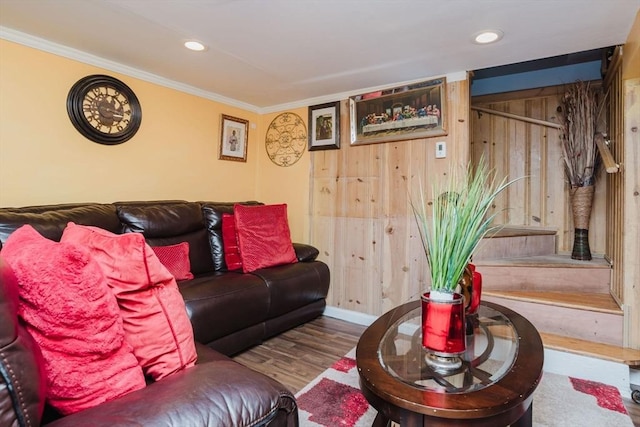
[{"xmin": 295, "ymin": 348, "xmax": 634, "ymax": 427}]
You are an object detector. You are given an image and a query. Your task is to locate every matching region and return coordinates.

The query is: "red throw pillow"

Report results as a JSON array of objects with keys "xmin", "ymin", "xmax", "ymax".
[
  {"xmin": 1, "ymin": 225, "xmax": 145, "ymax": 415},
  {"xmin": 233, "ymin": 204, "xmax": 298, "ymax": 273},
  {"xmin": 61, "ymin": 223, "xmax": 197, "ymax": 381},
  {"xmin": 222, "ymin": 213, "xmax": 243, "ymax": 271},
  {"xmin": 151, "ymin": 242, "xmax": 194, "ymax": 281}
]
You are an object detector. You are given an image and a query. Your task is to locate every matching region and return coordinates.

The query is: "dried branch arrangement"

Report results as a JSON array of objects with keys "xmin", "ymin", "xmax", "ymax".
[{"xmin": 557, "ymin": 81, "xmax": 607, "ymax": 188}]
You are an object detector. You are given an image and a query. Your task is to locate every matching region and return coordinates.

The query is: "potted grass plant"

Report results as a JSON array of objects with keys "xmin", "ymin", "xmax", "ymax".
[{"xmin": 412, "ymin": 156, "xmax": 518, "ymax": 370}]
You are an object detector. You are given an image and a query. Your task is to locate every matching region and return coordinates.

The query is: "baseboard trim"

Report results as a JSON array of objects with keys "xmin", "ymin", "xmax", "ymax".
[{"xmin": 323, "ymin": 305, "xmax": 377, "ymax": 327}]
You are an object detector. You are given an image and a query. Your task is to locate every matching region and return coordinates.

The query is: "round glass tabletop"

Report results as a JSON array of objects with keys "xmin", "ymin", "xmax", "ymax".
[{"xmin": 378, "ymin": 304, "xmax": 518, "ymax": 393}]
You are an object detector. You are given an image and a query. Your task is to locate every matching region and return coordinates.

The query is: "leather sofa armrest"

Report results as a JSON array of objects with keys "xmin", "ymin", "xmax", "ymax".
[
  {"xmin": 45, "ymin": 358, "xmax": 298, "ymax": 427},
  {"xmin": 292, "ymin": 243, "xmax": 319, "ymax": 262}
]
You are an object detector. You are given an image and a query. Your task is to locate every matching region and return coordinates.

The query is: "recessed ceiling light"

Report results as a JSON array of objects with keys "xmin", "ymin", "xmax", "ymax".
[
  {"xmin": 473, "ymin": 30, "xmax": 504, "ymax": 44},
  {"xmin": 184, "ymin": 40, "xmax": 207, "ymax": 51}
]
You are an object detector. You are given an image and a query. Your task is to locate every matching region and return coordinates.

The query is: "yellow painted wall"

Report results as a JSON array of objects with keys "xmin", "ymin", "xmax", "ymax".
[
  {"xmin": 256, "ymin": 108, "xmax": 311, "ymax": 242},
  {"xmin": 0, "ymin": 39, "xmax": 312, "ymax": 241}
]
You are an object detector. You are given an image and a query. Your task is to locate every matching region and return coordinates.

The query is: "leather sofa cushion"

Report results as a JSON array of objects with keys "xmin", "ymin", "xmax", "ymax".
[
  {"xmin": 251, "ymin": 261, "xmax": 331, "ymax": 319},
  {"xmin": 115, "ymin": 201, "xmax": 214, "ymax": 275},
  {"xmin": 62, "ymin": 223, "xmax": 197, "ymax": 381},
  {"xmin": 178, "ymin": 272, "xmax": 270, "ymax": 345},
  {"xmin": 200, "ymin": 201, "xmax": 262, "ymax": 271},
  {"xmin": 43, "ymin": 352, "xmax": 298, "ymax": 427},
  {"xmin": 1, "ymin": 225, "xmax": 145, "ymax": 415},
  {"xmin": 0, "ymin": 257, "xmax": 47, "ymax": 427},
  {"xmin": 205, "ymin": 324, "xmax": 266, "ymax": 356},
  {"xmin": 0, "ymin": 203, "xmax": 120, "ymax": 249}
]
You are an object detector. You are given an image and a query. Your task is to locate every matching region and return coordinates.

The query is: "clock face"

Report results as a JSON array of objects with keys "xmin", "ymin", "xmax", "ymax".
[{"xmin": 67, "ymin": 75, "xmax": 142, "ymax": 145}]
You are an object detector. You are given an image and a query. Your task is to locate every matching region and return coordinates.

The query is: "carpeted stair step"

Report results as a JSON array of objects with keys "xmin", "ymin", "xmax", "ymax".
[
  {"xmin": 474, "ymin": 254, "xmax": 611, "ymax": 293},
  {"xmin": 539, "ymin": 332, "xmax": 640, "ymax": 365},
  {"xmin": 482, "ymin": 290, "xmax": 623, "ymax": 346},
  {"xmin": 474, "ymin": 226, "xmax": 557, "ymax": 261}
]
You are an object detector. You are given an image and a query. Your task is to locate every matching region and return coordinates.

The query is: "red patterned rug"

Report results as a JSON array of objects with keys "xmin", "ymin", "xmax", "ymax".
[{"xmin": 295, "ymin": 348, "xmax": 634, "ymax": 427}]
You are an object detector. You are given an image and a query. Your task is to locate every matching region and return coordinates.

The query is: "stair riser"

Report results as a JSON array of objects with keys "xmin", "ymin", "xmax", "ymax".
[
  {"xmin": 474, "ymin": 234, "xmax": 556, "ymax": 260},
  {"xmin": 483, "ymin": 296, "xmax": 623, "ymax": 346},
  {"xmin": 477, "ymin": 266, "xmax": 610, "ymax": 293}
]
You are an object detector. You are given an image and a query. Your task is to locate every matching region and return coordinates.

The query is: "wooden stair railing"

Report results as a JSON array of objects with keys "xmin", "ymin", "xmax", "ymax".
[
  {"xmin": 470, "ymin": 105, "xmax": 563, "ymax": 129},
  {"xmin": 471, "ymin": 106, "xmax": 620, "ymax": 175},
  {"xmin": 595, "ymin": 132, "xmax": 620, "ymax": 173}
]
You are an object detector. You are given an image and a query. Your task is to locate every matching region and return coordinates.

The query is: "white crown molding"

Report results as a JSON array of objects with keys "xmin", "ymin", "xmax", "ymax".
[
  {"xmin": 2, "ymin": 26, "xmax": 468, "ymax": 115},
  {"xmin": 0, "ymin": 26, "xmax": 261, "ymax": 113}
]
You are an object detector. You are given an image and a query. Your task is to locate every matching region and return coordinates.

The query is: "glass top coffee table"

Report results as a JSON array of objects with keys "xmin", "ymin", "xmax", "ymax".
[{"xmin": 356, "ymin": 300, "xmax": 543, "ymax": 426}]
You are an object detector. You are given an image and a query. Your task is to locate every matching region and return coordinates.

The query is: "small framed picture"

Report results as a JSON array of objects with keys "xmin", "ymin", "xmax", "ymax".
[
  {"xmin": 219, "ymin": 114, "xmax": 249, "ymax": 162},
  {"xmin": 308, "ymin": 101, "xmax": 340, "ymax": 151}
]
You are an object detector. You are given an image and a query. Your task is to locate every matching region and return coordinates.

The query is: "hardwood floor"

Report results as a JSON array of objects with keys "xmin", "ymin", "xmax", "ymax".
[
  {"xmin": 233, "ymin": 316, "xmax": 366, "ymax": 394},
  {"xmin": 233, "ymin": 315, "xmax": 640, "ymax": 425}
]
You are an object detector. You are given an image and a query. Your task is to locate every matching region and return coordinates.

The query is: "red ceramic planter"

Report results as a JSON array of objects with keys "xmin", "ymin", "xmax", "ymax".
[{"xmin": 421, "ymin": 291, "xmax": 466, "ymax": 355}]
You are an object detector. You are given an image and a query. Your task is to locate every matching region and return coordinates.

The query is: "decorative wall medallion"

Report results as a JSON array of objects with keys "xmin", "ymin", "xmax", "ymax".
[{"xmin": 265, "ymin": 112, "xmax": 307, "ymax": 167}]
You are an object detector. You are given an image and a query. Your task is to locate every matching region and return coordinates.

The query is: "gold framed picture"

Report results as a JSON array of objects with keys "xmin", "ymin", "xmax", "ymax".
[
  {"xmin": 350, "ymin": 77, "xmax": 447, "ymax": 145},
  {"xmin": 219, "ymin": 114, "xmax": 249, "ymax": 162}
]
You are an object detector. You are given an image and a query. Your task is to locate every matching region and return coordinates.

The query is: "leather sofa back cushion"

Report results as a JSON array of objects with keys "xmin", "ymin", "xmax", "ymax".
[
  {"xmin": 1, "ymin": 225, "xmax": 145, "ymax": 415},
  {"xmin": 115, "ymin": 201, "xmax": 214, "ymax": 275},
  {"xmin": 62, "ymin": 223, "xmax": 198, "ymax": 380},
  {"xmin": 221, "ymin": 213, "xmax": 243, "ymax": 271},
  {"xmin": 201, "ymin": 201, "xmax": 262, "ymax": 271},
  {"xmin": 234, "ymin": 204, "xmax": 297, "ymax": 273},
  {"xmin": 151, "ymin": 242, "xmax": 195, "ymax": 281},
  {"xmin": 0, "ymin": 203, "xmax": 121, "ymax": 250},
  {"xmin": 0, "ymin": 257, "xmax": 47, "ymax": 427}
]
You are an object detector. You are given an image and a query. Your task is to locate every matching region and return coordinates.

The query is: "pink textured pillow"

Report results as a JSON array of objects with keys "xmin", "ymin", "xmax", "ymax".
[
  {"xmin": 1, "ymin": 225, "xmax": 145, "ymax": 415},
  {"xmin": 61, "ymin": 223, "xmax": 197, "ymax": 381},
  {"xmin": 151, "ymin": 242, "xmax": 194, "ymax": 281},
  {"xmin": 234, "ymin": 204, "xmax": 298, "ymax": 273},
  {"xmin": 222, "ymin": 213, "xmax": 243, "ymax": 271}
]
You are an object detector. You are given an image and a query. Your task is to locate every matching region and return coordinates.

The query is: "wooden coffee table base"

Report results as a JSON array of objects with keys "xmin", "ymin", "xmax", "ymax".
[
  {"xmin": 356, "ymin": 300, "xmax": 543, "ymax": 427},
  {"xmin": 362, "ymin": 385, "xmax": 533, "ymax": 427}
]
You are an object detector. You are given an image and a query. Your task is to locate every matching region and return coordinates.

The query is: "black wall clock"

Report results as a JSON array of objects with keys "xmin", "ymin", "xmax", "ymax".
[{"xmin": 66, "ymin": 74, "xmax": 142, "ymax": 145}]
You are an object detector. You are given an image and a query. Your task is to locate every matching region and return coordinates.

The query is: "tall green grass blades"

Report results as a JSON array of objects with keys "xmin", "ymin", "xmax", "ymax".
[{"xmin": 412, "ymin": 157, "xmax": 520, "ymax": 293}]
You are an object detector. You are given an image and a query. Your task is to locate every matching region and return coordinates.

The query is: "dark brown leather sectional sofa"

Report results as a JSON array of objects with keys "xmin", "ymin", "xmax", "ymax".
[{"xmin": 0, "ymin": 200, "xmax": 330, "ymax": 426}]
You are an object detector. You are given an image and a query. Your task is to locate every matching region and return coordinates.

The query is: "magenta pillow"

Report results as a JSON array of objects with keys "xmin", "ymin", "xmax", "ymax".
[
  {"xmin": 234, "ymin": 204, "xmax": 298, "ymax": 273},
  {"xmin": 61, "ymin": 223, "xmax": 197, "ymax": 381},
  {"xmin": 151, "ymin": 242, "xmax": 194, "ymax": 281},
  {"xmin": 222, "ymin": 213, "xmax": 243, "ymax": 271},
  {"xmin": 1, "ymin": 225, "xmax": 145, "ymax": 415}
]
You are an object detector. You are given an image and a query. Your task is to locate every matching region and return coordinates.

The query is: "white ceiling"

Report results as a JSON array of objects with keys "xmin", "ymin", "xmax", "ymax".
[{"xmin": 1, "ymin": 0, "xmax": 638, "ymax": 112}]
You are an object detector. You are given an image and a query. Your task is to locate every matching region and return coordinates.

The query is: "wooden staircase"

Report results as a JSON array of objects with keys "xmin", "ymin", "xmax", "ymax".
[{"xmin": 473, "ymin": 227, "xmax": 640, "ymax": 365}]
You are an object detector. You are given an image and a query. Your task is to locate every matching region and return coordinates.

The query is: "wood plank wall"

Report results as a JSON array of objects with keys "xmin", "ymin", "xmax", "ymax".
[
  {"xmin": 470, "ymin": 85, "xmax": 607, "ymax": 255},
  {"xmin": 623, "ymin": 80, "xmax": 640, "ymax": 348},
  {"xmin": 604, "ymin": 41, "xmax": 640, "ymax": 348},
  {"xmin": 309, "ymin": 79, "xmax": 470, "ymax": 316},
  {"xmin": 604, "ymin": 48, "xmax": 625, "ymax": 305}
]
